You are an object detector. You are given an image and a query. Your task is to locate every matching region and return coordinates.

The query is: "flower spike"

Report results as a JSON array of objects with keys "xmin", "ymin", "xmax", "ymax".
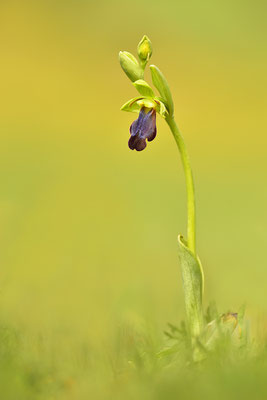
[{"xmin": 119, "ymin": 35, "xmax": 204, "ymax": 352}]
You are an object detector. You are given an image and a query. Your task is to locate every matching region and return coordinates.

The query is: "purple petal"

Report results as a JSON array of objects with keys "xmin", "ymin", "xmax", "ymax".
[{"xmin": 128, "ymin": 107, "xmax": 157, "ymax": 151}]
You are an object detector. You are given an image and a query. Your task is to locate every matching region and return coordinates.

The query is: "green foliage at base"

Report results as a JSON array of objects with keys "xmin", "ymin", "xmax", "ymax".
[{"xmin": 0, "ymin": 306, "xmax": 266, "ymax": 400}]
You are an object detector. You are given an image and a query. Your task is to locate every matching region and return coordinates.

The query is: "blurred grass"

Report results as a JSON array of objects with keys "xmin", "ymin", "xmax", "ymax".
[{"xmin": 0, "ymin": 0, "xmax": 267, "ymax": 398}]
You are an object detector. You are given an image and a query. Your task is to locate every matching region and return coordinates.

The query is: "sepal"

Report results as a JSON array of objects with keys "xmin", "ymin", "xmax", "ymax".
[
  {"xmin": 133, "ymin": 79, "xmax": 155, "ymax": 97},
  {"xmin": 120, "ymin": 97, "xmax": 144, "ymax": 113}
]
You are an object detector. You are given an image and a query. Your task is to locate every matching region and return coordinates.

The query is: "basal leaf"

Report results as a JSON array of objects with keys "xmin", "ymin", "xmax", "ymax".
[{"xmin": 177, "ymin": 235, "xmax": 204, "ymax": 338}]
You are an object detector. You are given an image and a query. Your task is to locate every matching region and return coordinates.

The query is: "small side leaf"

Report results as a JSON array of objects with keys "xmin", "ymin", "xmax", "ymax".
[
  {"xmin": 177, "ymin": 235, "xmax": 204, "ymax": 337},
  {"xmin": 133, "ymin": 79, "xmax": 155, "ymax": 97},
  {"xmin": 150, "ymin": 65, "xmax": 174, "ymax": 117}
]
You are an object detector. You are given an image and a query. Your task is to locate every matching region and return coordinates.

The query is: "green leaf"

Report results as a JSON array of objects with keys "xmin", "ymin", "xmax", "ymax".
[
  {"xmin": 150, "ymin": 65, "xmax": 174, "ymax": 117},
  {"xmin": 177, "ymin": 235, "xmax": 204, "ymax": 337},
  {"xmin": 157, "ymin": 343, "xmax": 180, "ymax": 358},
  {"xmin": 133, "ymin": 79, "xmax": 155, "ymax": 97},
  {"xmin": 120, "ymin": 97, "xmax": 144, "ymax": 113}
]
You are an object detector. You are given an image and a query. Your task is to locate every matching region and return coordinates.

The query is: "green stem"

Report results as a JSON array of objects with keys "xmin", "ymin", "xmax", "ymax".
[{"xmin": 166, "ymin": 116, "xmax": 196, "ymax": 255}]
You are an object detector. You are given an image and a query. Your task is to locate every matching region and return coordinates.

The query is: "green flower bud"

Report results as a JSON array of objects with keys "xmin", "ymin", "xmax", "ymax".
[
  {"xmin": 119, "ymin": 51, "xmax": 144, "ymax": 82},
  {"xmin": 137, "ymin": 35, "xmax": 153, "ymax": 62}
]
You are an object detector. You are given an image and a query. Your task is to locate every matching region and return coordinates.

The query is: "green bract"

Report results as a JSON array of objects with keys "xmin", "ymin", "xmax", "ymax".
[
  {"xmin": 119, "ymin": 51, "xmax": 144, "ymax": 82},
  {"xmin": 150, "ymin": 65, "xmax": 174, "ymax": 117}
]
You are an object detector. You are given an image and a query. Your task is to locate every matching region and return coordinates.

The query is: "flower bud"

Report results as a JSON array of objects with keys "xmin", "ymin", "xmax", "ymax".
[
  {"xmin": 119, "ymin": 51, "xmax": 144, "ymax": 82},
  {"xmin": 137, "ymin": 35, "xmax": 153, "ymax": 62}
]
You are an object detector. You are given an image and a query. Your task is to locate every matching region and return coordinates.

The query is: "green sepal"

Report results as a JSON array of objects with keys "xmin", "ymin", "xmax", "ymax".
[
  {"xmin": 120, "ymin": 97, "xmax": 144, "ymax": 113},
  {"xmin": 133, "ymin": 79, "xmax": 155, "ymax": 97},
  {"xmin": 150, "ymin": 65, "xmax": 174, "ymax": 117},
  {"xmin": 154, "ymin": 98, "xmax": 168, "ymax": 118},
  {"xmin": 177, "ymin": 235, "xmax": 204, "ymax": 338}
]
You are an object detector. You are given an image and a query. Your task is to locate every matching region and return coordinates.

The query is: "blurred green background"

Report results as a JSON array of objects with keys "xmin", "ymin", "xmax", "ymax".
[{"xmin": 0, "ymin": 0, "xmax": 267, "ymax": 394}]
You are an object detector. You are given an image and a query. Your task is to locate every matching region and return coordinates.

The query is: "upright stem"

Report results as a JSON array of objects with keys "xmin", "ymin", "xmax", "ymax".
[{"xmin": 166, "ymin": 117, "xmax": 196, "ymax": 255}]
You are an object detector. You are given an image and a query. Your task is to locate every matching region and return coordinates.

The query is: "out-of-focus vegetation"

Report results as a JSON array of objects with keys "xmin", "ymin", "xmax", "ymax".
[
  {"xmin": 1, "ymin": 311, "xmax": 267, "ymax": 400},
  {"xmin": 0, "ymin": 0, "xmax": 267, "ymax": 398}
]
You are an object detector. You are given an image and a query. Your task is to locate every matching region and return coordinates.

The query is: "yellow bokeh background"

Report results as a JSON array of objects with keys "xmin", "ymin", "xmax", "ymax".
[{"xmin": 0, "ymin": 0, "xmax": 267, "ymax": 346}]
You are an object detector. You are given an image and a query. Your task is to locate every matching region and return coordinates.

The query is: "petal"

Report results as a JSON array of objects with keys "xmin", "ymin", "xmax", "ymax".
[
  {"xmin": 155, "ymin": 98, "xmax": 169, "ymax": 118},
  {"xmin": 128, "ymin": 107, "xmax": 157, "ymax": 151},
  {"xmin": 147, "ymin": 126, "xmax": 157, "ymax": 142},
  {"xmin": 130, "ymin": 119, "xmax": 138, "ymax": 135},
  {"xmin": 128, "ymin": 135, "xmax": 138, "ymax": 150},
  {"xmin": 135, "ymin": 139, "xmax": 147, "ymax": 151},
  {"xmin": 137, "ymin": 98, "xmax": 156, "ymax": 109},
  {"xmin": 128, "ymin": 135, "xmax": 146, "ymax": 151},
  {"xmin": 139, "ymin": 109, "xmax": 156, "ymax": 139}
]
